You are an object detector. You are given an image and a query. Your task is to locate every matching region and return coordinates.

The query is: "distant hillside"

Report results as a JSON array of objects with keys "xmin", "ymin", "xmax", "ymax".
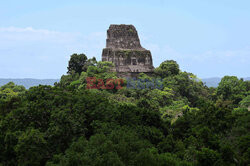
[
  {"xmin": 202, "ymin": 77, "xmax": 222, "ymax": 87},
  {"xmin": 202, "ymin": 77, "xmax": 250, "ymax": 87},
  {"xmin": 245, "ymin": 77, "xmax": 250, "ymax": 81},
  {"xmin": 0, "ymin": 79, "xmax": 59, "ymax": 89},
  {"xmin": 0, "ymin": 77, "xmax": 249, "ymax": 89}
]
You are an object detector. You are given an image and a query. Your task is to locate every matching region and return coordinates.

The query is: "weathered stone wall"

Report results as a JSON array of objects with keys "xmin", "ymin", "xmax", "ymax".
[
  {"xmin": 102, "ymin": 24, "xmax": 154, "ymax": 77},
  {"xmin": 102, "ymin": 48, "xmax": 154, "ymax": 73},
  {"xmin": 106, "ymin": 24, "xmax": 143, "ymax": 49}
]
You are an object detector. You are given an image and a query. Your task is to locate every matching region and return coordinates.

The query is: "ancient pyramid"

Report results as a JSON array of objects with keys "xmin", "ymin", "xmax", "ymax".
[{"xmin": 102, "ymin": 24, "xmax": 154, "ymax": 77}]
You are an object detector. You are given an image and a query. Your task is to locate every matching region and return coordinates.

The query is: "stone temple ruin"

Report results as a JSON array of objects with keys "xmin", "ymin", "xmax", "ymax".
[{"xmin": 102, "ymin": 24, "xmax": 154, "ymax": 77}]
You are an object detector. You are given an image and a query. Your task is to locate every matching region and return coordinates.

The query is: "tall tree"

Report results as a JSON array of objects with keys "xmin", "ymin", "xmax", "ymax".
[
  {"xmin": 67, "ymin": 53, "xmax": 88, "ymax": 74},
  {"xmin": 155, "ymin": 60, "xmax": 180, "ymax": 78}
]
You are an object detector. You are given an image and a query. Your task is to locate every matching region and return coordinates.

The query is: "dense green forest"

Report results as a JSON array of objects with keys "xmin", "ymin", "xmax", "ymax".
[{"xmin": 0, "ymin": 53, "xmax": 249, "ymax": 166}]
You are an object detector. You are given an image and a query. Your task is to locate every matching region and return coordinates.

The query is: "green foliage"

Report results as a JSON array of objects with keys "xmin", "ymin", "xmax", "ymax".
[
  {"xmin": 155, "ymin": 60, "xmax": 180, "ymax": 78},
  {"xmin": 196, "ymin": 148, "xmax": 220, "ymax": 166},
  {"xmin": 160, "ymin": 99, "xmax": 198, "ymax": 124},
  {"xmin": 15, "ymin": 128, "xmax": 48, "ymax": 166},
  {"xmin": 162, "ymin": 72, "xmax": 209, "ymax": 106},
  {"xmin": 86, "ymin": 61, "xmax": 116, "ymax": 78},
  {"xmin": 48, "ymin": 129, "xmax": 153, "ymax": 165},
  {"xmin": 67, "ymin": 53, "xmax": 88, "ymax": 74},
  {"xmin": 0, "ymin": 82, "xmax": 26, "ymax": 100},
  {"xmin": 239, "ymin": 95, "xmax": 250, "ymax": 110},
  {"xmin": 217, "ymin": 76, "xmax": 247, "ymax": 105},
  {"xmin": 1, "ymin": 57, "xmax": 249, "ymax": 165},
  {"xmin": 0, "ymin": 82, "xmax": 25, "ymax": 93},
  {"xmin": 56, "ymin": 72, "xmax": 80, "ymax": 89}
]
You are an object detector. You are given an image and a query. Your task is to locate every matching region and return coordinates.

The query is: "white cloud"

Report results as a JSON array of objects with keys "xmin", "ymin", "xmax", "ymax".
[
  {"xmin": 198, "ymin": 46, "xmax": 250, "ymax": 62},
  {"xmin": 142, "ymin": 41, "xmax": 250, "ymax": 77},
  {"xmin": 0, "ymin": 27, "xmax": 79, "ymax": 43},
  {"xmin": 0, "ymin": 27, "xmax": 59, "ymax": 34},
  {"xmin": 146, "ymin": 43, "xmax": 250, "ymax": 64},
  {"xmin": 0, "ymin": 27, "xmax": 105, "ymax": 78}
]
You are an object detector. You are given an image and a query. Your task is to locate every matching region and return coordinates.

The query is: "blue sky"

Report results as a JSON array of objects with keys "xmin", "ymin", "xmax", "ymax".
[{"xmin": 0, "ymin": 0, "xmax": 249, "ymax": 78}]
